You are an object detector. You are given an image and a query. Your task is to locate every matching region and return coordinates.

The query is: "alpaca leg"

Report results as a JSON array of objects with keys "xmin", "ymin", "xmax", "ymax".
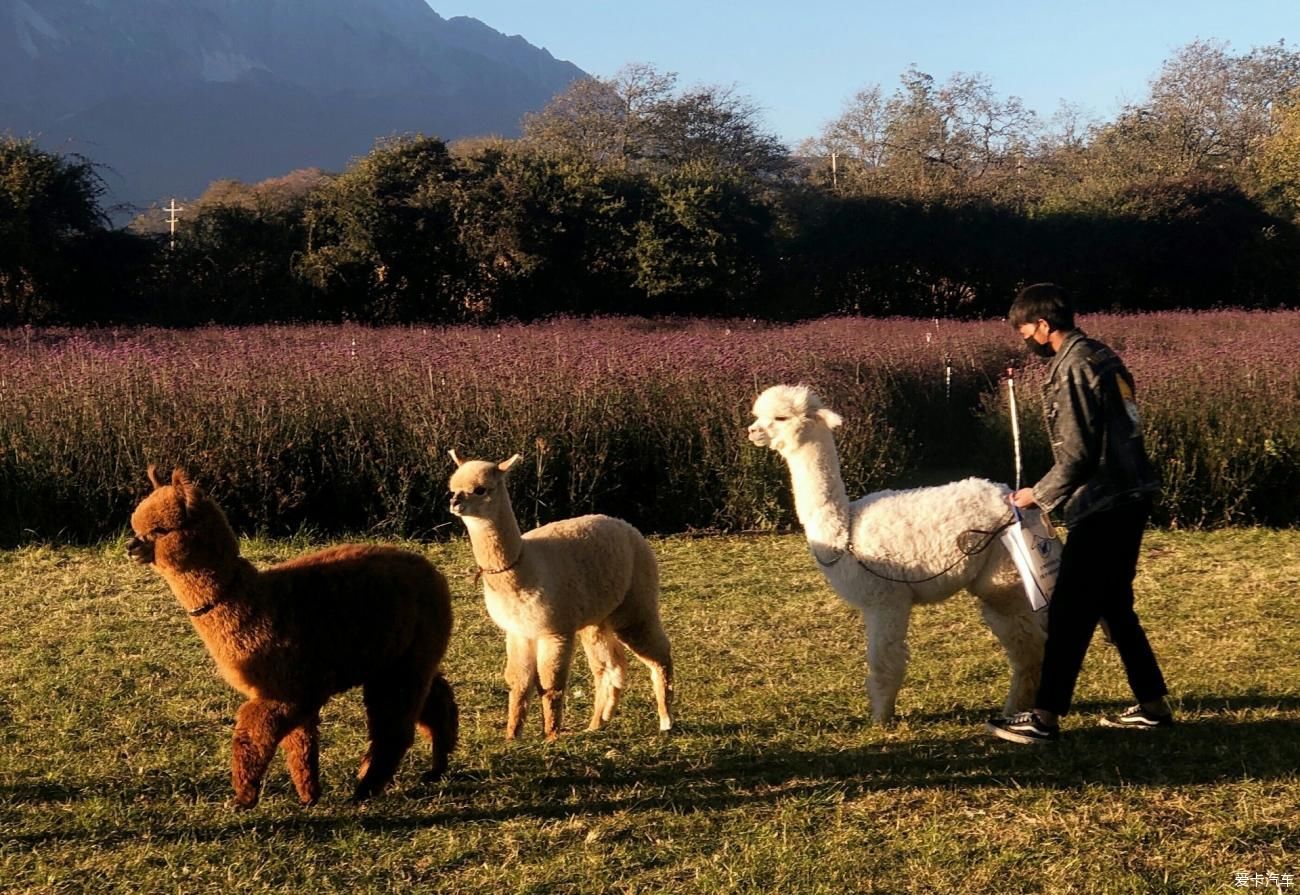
[
  {"xmin": 977, "ymin": 594, "xmax": 1047, "ymax": 716},
  {"xmin": 416, "ymin": 673, "xmax": 459, "ymax": 783},
  {"xmin": 353, "ymin": 673, "xmax": 424, "ymax": 802},
  {"xmin": 578, "ymin": 626, "xmax": 607, "ymax": 730},
  {"xmin": 599, "ymin": 633, "xmax": 627, "ymax": 725},
  {"xmin": 614, "ymin": 617, "xmax": 674, "ymax": 732},
  {"xmin": 504, "ymin": 633, "xmax": 539, "ymax": 740},
  {"xmin": 535, "ymin": 633, "xmax": 576, "ymax": 741},
  {"xmin": 230, "ymin": 698, "xmax": 301, "ymax": 809},
  {"xmin": 600, "ymin": 640, "xmax": 626, "ymax": 723},
  {"xmin": 579, "ymin": 625, "xmax": 627, "ymax": 731},
  {"xmin": 862, "ymin": 604, "xmax": 911, "ymax": 725},
  {"xmin": 971, "ymin": 544, "xmax": 1046, "ymax": 715},
  {"xmin": 282, "ymin": 713, "xmax": 322, "ymax": 806}
]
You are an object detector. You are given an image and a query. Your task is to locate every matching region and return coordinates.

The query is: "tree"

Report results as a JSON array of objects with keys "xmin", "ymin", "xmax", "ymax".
[
  {"xmin": 642, "ymin": 84, "xmax": 790, "ymax": 178},
  {"xmin": 0, "ymin": 138, "xmax": 109, "ymax": 322},
  {"xmin": 805, "ymin": 68, "xmax": 1037, "ymax": 203},
  {"xmin": 523, "ymin": 63, "xmax": 790, "ymax": 179},
  {"xmin": 299, "ymin": 136, "xmax": 464, "ymax": 321},
  {"xmin": 1061, "ymin": 40, "xmax": 1300, "ymax": 205},
  {"xmin": 632, "ymin": 162, "xmax": 775, "ymax": 313},
  {"xmin": 450, "ymin": 142, "xmax": 641, "ymax": 318},
  {"xmin": 1146, "ymin": 40, "xmax": 1300, "ymax": 174},
  {"xmin": 522, "ymin": 64, "xmax": 676, "ymax": 170},
  {"xmin": 796, "ymin": 85, "xmax": 889, "ymax": 191},
  {"xmin": 123, "ymin": 169, "xmax": 326, "ymax": 324},
  {"xmin": 1253, "ymin": 88, "xmax": 1300, "ymax": 218}
]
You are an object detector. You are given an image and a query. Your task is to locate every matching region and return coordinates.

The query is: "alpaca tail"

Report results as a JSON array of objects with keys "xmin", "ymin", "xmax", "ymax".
[{"xmin": 419, "ymin": 672, "xmax": 459, "ymax": 783}]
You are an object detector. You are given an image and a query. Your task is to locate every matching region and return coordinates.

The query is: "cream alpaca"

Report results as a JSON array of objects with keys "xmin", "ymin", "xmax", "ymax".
[
  {"xmin": 748, "ymin": 385, "xmax": 1044, "ymax": 723},
  {"xmin": 448, "ymin": 451, "xmax": 673, "ymax": 739}
]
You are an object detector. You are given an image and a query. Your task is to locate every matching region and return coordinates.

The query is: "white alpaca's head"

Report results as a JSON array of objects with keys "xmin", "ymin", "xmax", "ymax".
[
  {"xmin": 747, "ymin": 385, "xmax": 843, "ymax": 455},
  {"xmin": 448, "ymin": 450, "xmax": 523, "ymax": 518}
]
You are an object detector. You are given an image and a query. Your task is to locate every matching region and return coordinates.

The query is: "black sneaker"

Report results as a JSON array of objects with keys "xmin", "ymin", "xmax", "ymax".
[
  {"xmin": 986, "ymin": 711, "xmax": 1060, "ymax": 744},
  {"xmin": 1099, "ymin": 704, "xmax": 1174, "ymax": 730}
]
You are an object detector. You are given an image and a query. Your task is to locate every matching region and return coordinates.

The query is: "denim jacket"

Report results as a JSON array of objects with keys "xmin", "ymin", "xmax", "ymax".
[{"xmin": 1032, "ymin": 330, "xmax": 1160, "ymax": 525}]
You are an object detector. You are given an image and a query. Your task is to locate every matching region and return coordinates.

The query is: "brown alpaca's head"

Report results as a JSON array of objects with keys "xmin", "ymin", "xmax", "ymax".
[
  {"xmin": 126, "ymin": 466, "xmax": 239, "ymax": 570},
  {"xmin": 447, "ymin": 450, "xmax": 522, "ymax": 519}
]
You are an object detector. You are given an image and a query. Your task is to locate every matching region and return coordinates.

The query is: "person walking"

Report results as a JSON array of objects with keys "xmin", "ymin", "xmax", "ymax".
[{"xmin": 987, "ymin": 283, "xmax": 1173, "ymax": 745}]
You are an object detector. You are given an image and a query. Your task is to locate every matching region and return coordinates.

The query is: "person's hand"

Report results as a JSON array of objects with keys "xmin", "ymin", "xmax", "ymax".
[{"xmin": 1010, "ymin": 487, "xmax": 1038, "ymax": 508}]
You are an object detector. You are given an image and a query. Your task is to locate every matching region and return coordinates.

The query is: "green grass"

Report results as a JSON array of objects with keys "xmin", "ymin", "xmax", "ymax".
[{"xmin": 1, "ymin": 530, "xmax": 1296, "ymax": 894}]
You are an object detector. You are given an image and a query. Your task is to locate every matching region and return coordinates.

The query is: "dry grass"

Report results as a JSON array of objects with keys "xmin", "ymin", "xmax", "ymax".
[{"xmin": 0, "ymin": 529, "xmax": 1296, "ymax": 893}]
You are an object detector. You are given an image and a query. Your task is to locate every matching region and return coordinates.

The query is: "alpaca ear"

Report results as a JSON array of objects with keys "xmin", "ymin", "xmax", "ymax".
[
  {"xmin": 171, "ymin": 468, "xmax": 201, "ymax": 513},
  {"xmin": 815, "ymin": 408, "xmax": 843, "ymax": 429},
  {"xmin": 449, "ymin": 449, "xmax": 464, "ymax": 467},
  {"xmin": 498, "ymin": 453, "xmax": 523, "ymax": 473},
  {"xmin": 147, "ymin": 464, "xmax": 165, "ymax": 490}
]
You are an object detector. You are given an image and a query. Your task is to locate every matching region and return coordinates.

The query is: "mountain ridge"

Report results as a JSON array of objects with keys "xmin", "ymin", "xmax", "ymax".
[{"xmin": 0, "ymin": 0, "xmax": 585, "ymax": 209}]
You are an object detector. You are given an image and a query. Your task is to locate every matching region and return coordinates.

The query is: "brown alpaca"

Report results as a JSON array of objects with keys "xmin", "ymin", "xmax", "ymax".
[{"xmin": 126, "ymin": 467, "xmax": 457, "ymax": 809}]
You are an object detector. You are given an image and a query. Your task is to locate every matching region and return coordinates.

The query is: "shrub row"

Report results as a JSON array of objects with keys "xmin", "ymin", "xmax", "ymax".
[{"xmin": 1, "ymin": 312, "xmax": 1295, "ymax": 546}]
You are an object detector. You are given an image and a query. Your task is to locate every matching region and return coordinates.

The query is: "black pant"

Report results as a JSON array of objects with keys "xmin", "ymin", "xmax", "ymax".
[{"xmin": 1036, "ymin": 497, "xmax": 1168, "ymax": 716}]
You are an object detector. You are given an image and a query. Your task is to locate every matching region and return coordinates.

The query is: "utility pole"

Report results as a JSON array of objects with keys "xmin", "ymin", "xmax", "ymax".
[
  {"xmin": 164, "ymin": 199, "xmax": 184, "ymax": 250},
  {"xmin": 831, "ymin": 150, "xmax": 838, "ymax": 190}
]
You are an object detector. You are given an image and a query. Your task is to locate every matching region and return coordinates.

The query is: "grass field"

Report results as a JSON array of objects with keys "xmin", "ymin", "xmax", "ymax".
[{"xmin": 1, "ymin": 529, "xmax": 1297, "ymax": 894}]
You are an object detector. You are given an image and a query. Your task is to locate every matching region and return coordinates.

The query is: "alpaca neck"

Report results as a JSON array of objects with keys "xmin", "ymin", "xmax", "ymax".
[
  {"xmin": 784, "ymin": 434, "xmax": 853, "ymax": 553},
  {"xmin": 159, "ymin": 557, "xmax": 251, "ymax": 619},
  {"xmin": 461, "ymin": 493, "xmax": 525, "ymax": 572},
  {"xmin": 156, "ymin": 502, "xmax": 251, "ymax": 618}
]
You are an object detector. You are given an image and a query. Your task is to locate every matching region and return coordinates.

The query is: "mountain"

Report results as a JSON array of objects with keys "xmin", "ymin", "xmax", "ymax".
[{"xmin": 0, "ymin": 0, "xmax": 585, "ymax": 211}]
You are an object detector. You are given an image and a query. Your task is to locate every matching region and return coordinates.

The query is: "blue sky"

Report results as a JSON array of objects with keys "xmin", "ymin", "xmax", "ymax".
[{"xmin": 431, "ymin": 1, "xmax": 1299, "ymax": 145}]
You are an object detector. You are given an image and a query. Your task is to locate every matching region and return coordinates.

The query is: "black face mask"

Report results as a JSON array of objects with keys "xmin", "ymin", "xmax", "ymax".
[{"xmin": 1024, "ymin": 335, "xmax": 1056, "ymax": 358}]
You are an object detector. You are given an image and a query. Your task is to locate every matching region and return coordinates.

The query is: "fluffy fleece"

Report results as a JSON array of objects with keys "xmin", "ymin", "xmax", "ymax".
[
  {"xmin": 126, "ymin": 467, "xmax": 457, "ymax": 808},
  {"xmin": 448, "ymin": 451, "xmax": 673, "ymax": 739},
  {"xmin": 748, "ymin": 385, "xmax": 1044, "ymax": 723}
]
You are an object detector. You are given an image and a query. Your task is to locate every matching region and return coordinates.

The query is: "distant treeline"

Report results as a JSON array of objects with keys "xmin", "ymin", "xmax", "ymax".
[{"xmin": 5, "ymin": 43, "xmax": 1300, "ymax": 324}]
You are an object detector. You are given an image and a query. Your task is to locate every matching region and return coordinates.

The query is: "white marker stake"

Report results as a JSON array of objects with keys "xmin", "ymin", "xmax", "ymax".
[{"xmin": 1007, "ymin": 367, "xmax": 1022, "ymax": 491}]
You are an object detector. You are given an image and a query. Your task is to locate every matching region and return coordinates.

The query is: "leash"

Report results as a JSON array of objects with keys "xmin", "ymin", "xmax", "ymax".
[
  {"xmin": 471, "ymin": 547, "xmax": 523, "ymax": 583},
  {"xmin": 188, "ymin": 597, "xmax": 223, "ymax": 617},
  {"xmin": 814, "ymin": 511, "xmax": 1015, "ymax": 584}
]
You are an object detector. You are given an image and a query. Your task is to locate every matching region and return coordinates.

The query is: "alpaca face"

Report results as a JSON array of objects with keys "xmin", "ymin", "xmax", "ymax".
[
  {"xmin": 748, "ymin": 385, "xmax": 842, "ymax": 454},
  {"xmin": 126, "ymin": 485, "xmax": 188, "ymax": 565},
  {"xmin": 448, "ymin": 454, "xmax": 522, "ymax": 519},
  {"xmin": 126, "ymin": 468, "xmax": 235, "ymax": 571}
]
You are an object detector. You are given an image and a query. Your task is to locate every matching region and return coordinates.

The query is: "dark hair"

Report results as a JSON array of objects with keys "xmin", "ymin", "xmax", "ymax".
[{"xmin": 1008, "ymin": 283, "xmax": 1075, "ymax": 331}]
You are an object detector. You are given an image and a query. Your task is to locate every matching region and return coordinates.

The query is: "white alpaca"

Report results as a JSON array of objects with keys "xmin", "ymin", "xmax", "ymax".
[
  {"xmin": 747, "ymin": 384, "xmax": 1044, "ymax": 723},
  {"xmin": 448, "ymin": 451, "xmax": 673, "ymax": 740}
]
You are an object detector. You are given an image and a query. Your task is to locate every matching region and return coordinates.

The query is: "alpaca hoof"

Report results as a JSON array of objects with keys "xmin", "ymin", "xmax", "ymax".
[{"xmin": 227, "ymin": 793, "xmax": 258, "ymax": 811}]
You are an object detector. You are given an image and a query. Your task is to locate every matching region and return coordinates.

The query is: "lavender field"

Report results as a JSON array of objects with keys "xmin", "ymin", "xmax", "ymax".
[{"xmin": 1, "ymin": 312, "xmax": 1297, "ymax": 545}]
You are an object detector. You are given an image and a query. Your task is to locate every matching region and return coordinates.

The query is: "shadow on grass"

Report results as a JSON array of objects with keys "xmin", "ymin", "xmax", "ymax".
[
  {"xmin": 903, "ymin": 693, "xmax": 1300, "ymax": 725},
  {"xmin": 5, "ymin": 701, "xmax": 1297, "ymax": 847}
]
